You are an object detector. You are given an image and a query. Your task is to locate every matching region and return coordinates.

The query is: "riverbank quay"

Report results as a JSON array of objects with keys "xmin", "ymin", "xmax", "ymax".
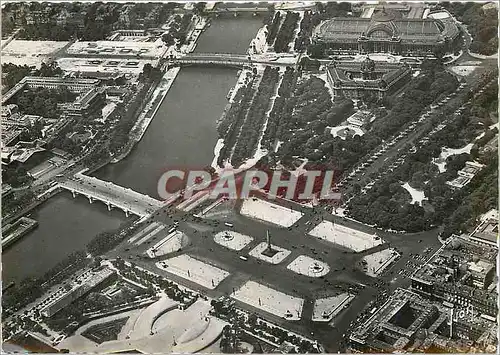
[
  {"xmin": 2, "ymin": 217, "xmax": 38, "ymax": 250},
  {"xmin": 110, "ymin": 15, "xmax": 209, "ymax": 164},
  {"xmin": 111, "ymin": 67, "xmax": 181, "ymax": 164}
]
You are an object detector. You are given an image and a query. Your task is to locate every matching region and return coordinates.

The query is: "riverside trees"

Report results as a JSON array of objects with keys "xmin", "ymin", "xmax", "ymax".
[
  {"xmin": 231, "ymin": 67, "xmax": 280, "ymax": 166},
  {"xmin": 273, "ymin": 12, "xmax": 299, "ymax": 53}
]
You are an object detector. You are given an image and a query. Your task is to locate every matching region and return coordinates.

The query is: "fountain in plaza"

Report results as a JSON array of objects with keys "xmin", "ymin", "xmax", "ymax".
[
  {"xmin": 309, "ymin": 262, "xmax": 325, "ymax": 274},
  {"xmin": 222, "ymin": 232, "xmax": 234, "ymax": 241}
]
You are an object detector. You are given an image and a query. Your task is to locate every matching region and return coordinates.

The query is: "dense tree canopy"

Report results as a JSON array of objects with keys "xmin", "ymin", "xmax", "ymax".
[
  {"xmin": 348, "ymin": 74, "xmax": 498, "ymax": 233},
  {"xmin": 2, "ymin": 62, "xmax": 64, "ymax": 92},
  {"xmin": 442, "ymin": 2, "xmax": 498, "ymax": 55},
  {"xmin": 14, "ymin": 86, "xmax": 77, "ymax": 119},
  {"xmin": 274, "ymin": 12, "xmax": 300, "ymax": 53}
]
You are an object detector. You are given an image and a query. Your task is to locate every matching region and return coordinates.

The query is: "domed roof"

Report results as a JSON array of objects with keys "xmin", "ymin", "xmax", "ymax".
[
  {"xmin": 366, "ymin": 7, "xmax": 400, "ymax": 39},
  {"xmin": 361, "ymin": 56, "xmax": 376, "ymax": 72},
  {"xmin": 371, "ymin": 7, "xmax": 396, "ymax": 22}
]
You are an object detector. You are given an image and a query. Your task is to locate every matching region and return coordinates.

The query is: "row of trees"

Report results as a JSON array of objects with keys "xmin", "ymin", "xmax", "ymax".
[
  {"xmin": 347, "ymin": 77, "xmax": 498, "ymax": 232},
  {"xmin": 107, "ymin": 78, "xmax": 157, "ymax": 156},
  {"xmin": 261, "ymin": 67, "xmax": 298, "ymax": 150},
  {"xmin": 442, "ymin": 2, "xmax": 498, "ymax": 55},
  {"xmin": 257, "ymin": 60, "xmax": 463, "ymax": 200},
  {"xmin": 266, "ymin": 12, "xmax": 281, "ymax": 46},
  {"xmin": 370, "ymin": 64, "xmax": 459, "ymax": 140},
  {"xmin": 18, "ymin": 2, "xmax": 120, "ymax": 41},
  {"xmin": 274, "ymin": 12, "xmax": 299, "ymax": 53},
  {"xmin": 231, "ymin": 67, "xmax": 280, "ymax": 166},
  {"xmin": 87, "ymin": 230, "xmax": 126, "ymax": 257},
  {"xmin": 2, "ymin": 165, "xmax": 32, "ymax": 188},
  {"xmin": 316, "ymin": 2, "xmax": 351, "ymax": 19},
  {"xmin": 1, "ymin": 189, "xmax": 36, "ymax": 220},
  {"xmin": 293, "ymin": 10, "xmax": 319, "ymax": 52},
  {"xmin": 305, "ymin": 2, "xmax": 352, "ymax": 58},
  {"xmin": 139, "ymin": 63, "xmax": 162, "ymax": 82},
  {"xmin": 2, "ymin": 251, "xmax": 88, "ymax": 317},
  {"xmin": 216, "ymin": 73, "xmax": 256, "ymax": 166}
]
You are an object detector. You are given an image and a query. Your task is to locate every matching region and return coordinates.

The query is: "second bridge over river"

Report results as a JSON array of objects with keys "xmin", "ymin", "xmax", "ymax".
[
  {"xmin": 171, "ymin": 53, "xmax": 300, "ymax": 68},
  {"xmin": 59, "ymin": 172, "xmax": 163, "ymax": 217}
]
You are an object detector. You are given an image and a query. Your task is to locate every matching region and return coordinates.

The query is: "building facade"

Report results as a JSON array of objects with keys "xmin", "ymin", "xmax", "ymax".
[
  {"xmin": 2, "ymin": 76, "xmax": 100, "ymax": 105},
  {"xmin": 326, "ymin": 57, "xmax": 411, "ymax": 100},
  {"xmin": 410, "ymin": 236, "xmax": 498, "ymax": 317},
  {"xmin": 313, "ymin": 7, "xmax": 460, "ymax": 57},
  {"xmin": 61, "ymin": 87, "xmax": 106, "ymax": 120},
  {"xmin": 349, "ymin": 288, "xmax": 497, "ymax": 353}
]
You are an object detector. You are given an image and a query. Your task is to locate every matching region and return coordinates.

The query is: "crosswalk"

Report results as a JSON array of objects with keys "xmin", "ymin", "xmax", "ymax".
[{"xmin": 128, "ymin": 222, "xmax": 166, "ymax": 246}]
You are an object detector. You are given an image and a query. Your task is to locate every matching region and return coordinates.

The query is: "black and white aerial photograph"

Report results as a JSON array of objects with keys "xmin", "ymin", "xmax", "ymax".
[{"xmin": 1, "ymin": 0, "xmax": 498, "ymax": 353}]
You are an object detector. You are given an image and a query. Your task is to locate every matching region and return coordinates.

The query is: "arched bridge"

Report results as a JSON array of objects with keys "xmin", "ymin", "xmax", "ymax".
[
  {"xmin": 206, "ymin": 6, "xmax": 269, "ymax": 14},
  {"xmin": 171, "ymin": 53, "xmax": 249, "ymax": 67},
  {"xmin": 171, "ymin": 53, "xmax": 297, "ymax": 68},
  {"xmin": 59, "ymin": 172, "xmax": 163, "ymax": 217}
]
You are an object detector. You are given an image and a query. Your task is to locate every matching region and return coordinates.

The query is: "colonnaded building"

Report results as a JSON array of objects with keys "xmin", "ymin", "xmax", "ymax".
[
  {"xmin": 326, "ymin": 56, "xmax": 412, "ymax": 100},
  {"xmin": 313, "ymin": 5, "xmax": 460, "ymax": 57}
]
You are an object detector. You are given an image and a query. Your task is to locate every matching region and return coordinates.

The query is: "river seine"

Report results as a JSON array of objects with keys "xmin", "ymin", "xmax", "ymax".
[{"xmin": 2, "ymin": 16, "xmax": 263, "ymax": 283}]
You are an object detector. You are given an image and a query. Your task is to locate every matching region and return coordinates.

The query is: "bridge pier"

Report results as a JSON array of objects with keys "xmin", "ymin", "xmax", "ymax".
[{"xmin": 59, "ymin": 174, "xmax": 162, "ymax": 220}]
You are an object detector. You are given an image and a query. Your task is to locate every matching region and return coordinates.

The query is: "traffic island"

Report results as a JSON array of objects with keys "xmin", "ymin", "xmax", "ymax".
[{"xmin": 286, "ymin": 255, "xmax": 330, "ymax": 278}]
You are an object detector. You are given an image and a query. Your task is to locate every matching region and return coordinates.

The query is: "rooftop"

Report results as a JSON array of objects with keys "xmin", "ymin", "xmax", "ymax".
[
  {"xmin": 470, "ymin": 218, "xmax": 498, "ymax": 245},
  {"xmin": 313, "ymin": 7, "xmax": 459, "ymax": 44},
  {"xmin": 350, "ymin": 287, "xmax": 496, "ymax": 352},
  {"xmin": 66, "ymin": 40, "xmax": 166, "ymax": 59},
  {"xmin": 411, "ymin": 233, "xmax": 497, "ymax": 304},
  {"xmin": 327, "ymin": 58, "xmax": 411, "ymax": 89}
]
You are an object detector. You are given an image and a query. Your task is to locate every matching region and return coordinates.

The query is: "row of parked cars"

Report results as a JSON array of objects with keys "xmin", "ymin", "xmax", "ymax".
[{"xmin": 340, "ymin": 84, "xmax": 465, "ymax": 196}]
